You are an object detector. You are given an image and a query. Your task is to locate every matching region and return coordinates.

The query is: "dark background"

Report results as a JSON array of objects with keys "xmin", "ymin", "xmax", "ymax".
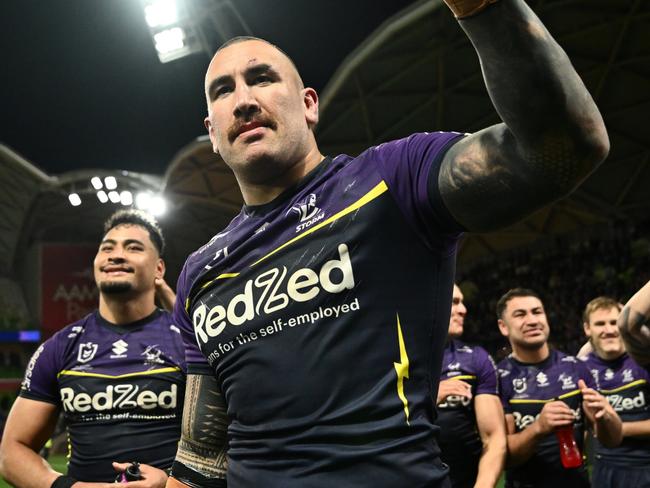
[{"xmin": 1, "ymin": 0, "xmax": 417, "ymax": 175}]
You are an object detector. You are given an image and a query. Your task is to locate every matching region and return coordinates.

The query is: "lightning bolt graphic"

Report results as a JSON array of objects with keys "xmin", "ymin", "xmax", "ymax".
[{"xmin": 393, "ymin": 313, "xmax": 410, "ymax": 425}]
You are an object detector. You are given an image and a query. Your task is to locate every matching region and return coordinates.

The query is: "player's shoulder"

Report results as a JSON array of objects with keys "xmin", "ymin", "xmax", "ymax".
[{"xmin": 46, "ymin": 312, "xmax": 98, "ymax": 347}]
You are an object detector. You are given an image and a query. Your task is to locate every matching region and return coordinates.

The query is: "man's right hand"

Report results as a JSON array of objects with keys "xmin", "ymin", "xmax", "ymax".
[
  {"xmin": 533, "ymin": 401, "xmax": 575, "ymax": 435},
  {"xmin": 436, "ymin": 379, "xmax": 472, "ymax": 405}
]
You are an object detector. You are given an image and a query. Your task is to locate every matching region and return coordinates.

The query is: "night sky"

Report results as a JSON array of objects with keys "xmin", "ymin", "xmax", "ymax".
[{"xmin": 2, "ymin": 0, "xmax": 416, "ymax": 176}]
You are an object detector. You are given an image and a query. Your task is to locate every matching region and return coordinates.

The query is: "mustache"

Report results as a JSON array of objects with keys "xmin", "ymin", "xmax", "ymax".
[{"xmin": 228, "ymin": 115, "xmax": 276, "ymax": 142}]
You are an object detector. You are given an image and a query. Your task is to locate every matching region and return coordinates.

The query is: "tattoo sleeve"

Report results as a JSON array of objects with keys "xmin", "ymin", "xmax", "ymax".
[
  {"xmin": 438, "ymin": 0, "xmax": 608, "ymax": 231},
  {"xmin": 176, "ymin": 374, "xmax": 229, "ymax": 479},
  {"xmin": 618, "ymin": 306, "xmax": 650, "ymax": 366}
]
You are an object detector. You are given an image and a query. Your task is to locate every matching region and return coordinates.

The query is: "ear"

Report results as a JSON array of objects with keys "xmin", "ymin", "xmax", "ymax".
[
  {"xmin": 497, "ymin": 319, "xmax": 509, "ymax": 338},
  {"xmin": 303, "ymin": 87, "xmax": 319, "ymax": 128},
  {"xmin": 204, "ymin": 116, "xmax": 220, "ymax": 154},
  {"xmin": 156, "ymin": 258, "xmax": 166, "ymax": 280},
  {"xmin": 583, "ymin": 321, "xmax": 591, "ymax": 338}
]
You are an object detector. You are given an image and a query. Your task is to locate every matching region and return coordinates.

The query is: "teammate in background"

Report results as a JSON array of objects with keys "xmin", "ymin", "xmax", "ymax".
[
  {"xmin": 166, "ymin": 0, "xmax": 610, "ymax": 486},
  {"xmin": 0, "ymin": 210, "xmax": 185, "ymax": 487},
  {"xmin": 581, "ymin": 296, "xmax": 650, "ymax": 488},
  {"xmin": 496, "ymin": 288, "xmax": 621, "ymax": 487},
  {"xmin": 437, "ymin": 284, "xmax": 506, "ymax": 488},
  {"xmin": 619, "ymin": 279, "xmax": 650, "ymax": 367}
]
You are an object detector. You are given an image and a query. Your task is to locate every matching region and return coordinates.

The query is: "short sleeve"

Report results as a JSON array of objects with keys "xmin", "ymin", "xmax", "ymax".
[
  {"xmin": 174, "ymin": 265, "xmax": 212, "ymax": 374},
  {"xmin": 19, "ymin": 339, "xmax": 61, "ymax": 405},
  {"xmin": 474, "ymin": 347, "xmax": 499, "ymax": 396},
  {"xmin": 497, "ymin": 366, "xmax": 513, "ymax": 413},
  {"xmin": 368, "ymin": 132, "xmax": 465, "ymax": 252}
]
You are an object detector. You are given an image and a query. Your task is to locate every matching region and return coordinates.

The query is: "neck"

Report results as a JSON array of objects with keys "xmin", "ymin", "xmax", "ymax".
[
  {"xmin": 238, "ymin": 145, "xmax": 324, "ymax": 206},
  {"xmin": 98, "ymin": 291, "xmax": 156, "ymax": 325},
  {"xmin": 512, "ymin": 342, "xmax": 550, "ymax": 363},
  {"xmin": 598, "ymin": 350, "xmax": 625, "ymax": 361}
]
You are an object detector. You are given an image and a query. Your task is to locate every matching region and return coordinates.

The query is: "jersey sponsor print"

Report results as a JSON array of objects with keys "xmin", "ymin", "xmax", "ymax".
[
  {"xmin": 174, "ymin": 132, "xmax": 465, "ymax": 488},
  {"xmin": 498, "ymin": 350, "xmax": 593, "ymax": 487},
  {"xmin": 20, "ymin": 310, "xmax": 185, "ymax": 482}
]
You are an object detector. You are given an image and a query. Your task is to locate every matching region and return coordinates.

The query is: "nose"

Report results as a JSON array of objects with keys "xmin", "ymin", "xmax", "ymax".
[
  {"xmin": 233, "ymin": 84, "xmax": 260, "ymax": 119},
  {"xmin": 107, "ymin": 247, "xmax": 126, "ymax": 262},
  {"xmin": 458, "ymin": 302, "xmax": 467, "ymax": 317},
  {"xmin": 604, "ymin": 322, "xmax": 618, "ymax": 335}
]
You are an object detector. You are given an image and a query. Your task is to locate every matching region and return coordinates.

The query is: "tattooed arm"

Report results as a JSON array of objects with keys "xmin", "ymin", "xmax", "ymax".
[
  {"xmin": 618, "ymin": 280, "xmax": 650, "ymax": 366},
  {"xmin": 438, "ymin": 0, "xmax": 609, "ymax": 232},
  {"xmin": 167, "ymin": 374, "xmax": 228, "ymax": 487}
]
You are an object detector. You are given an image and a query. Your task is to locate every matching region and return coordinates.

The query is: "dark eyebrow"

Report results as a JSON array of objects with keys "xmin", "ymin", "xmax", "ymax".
[
  {"xmin": 99, "ymin": 238, "xmax": 145, "ymax": 247},
  {"xmin": 123, "ymin": 239, "xmax": 145, "ymax": 247},
  {"xmin": 207, "ymin": 63, "xmax": 280, "ymax": 101}
]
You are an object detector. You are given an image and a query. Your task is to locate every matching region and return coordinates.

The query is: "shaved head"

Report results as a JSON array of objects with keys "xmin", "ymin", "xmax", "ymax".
[{"xmin": 205, "ymin": 36, "xmax": 304, "ymax": 107}]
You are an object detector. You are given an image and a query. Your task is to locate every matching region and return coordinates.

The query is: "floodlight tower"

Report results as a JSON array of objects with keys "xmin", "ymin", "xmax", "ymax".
[{"xmin": 142, "ymin": 0, "xmax": 252, "ymax": 64}]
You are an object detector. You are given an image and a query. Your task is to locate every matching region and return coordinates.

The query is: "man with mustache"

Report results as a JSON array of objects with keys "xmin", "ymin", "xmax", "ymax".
[
  {"xmin": 581, "ymin": 296, "xmax": 650, "ymax": 488},
  {"xmin": 0, "ymin": 210, "xmax": 185, "ymax": 487},
  {"xmin": 166, "ymin": 0, "xmax": 611, "ymax": 486},
  {"xmin": 496, "ymin": 289, "xmax": 621, "ymax": 488}
]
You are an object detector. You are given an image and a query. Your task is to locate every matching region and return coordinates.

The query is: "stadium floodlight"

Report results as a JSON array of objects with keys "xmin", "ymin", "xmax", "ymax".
[
  {"xmin": 154, "ymin": 27, "xmax": 186, "ymax": 55},
  {"xmin": 120, "ymin": 191, "xmax": 134, "ymax": 206},
  {"xmin": 149, "ymin": 195, "xmax": 167, "ymax": 216},
  {"xmin": 105, "ymin": 176, "xmax": 118, "ymax": 190},
  {"xmin": 135, "ymin": 191, "xmax": 167, "ymax": 216},
  {"xmin": 144, "ymin": 0, "xmax": 178, "ymax": 28},
  {"xmin": 97, "ymin": 191, "xmax": 109, "ymax": 203},
  {"xmin": 108, "ymin": 191, "xmax": 121, "ymax": 203},
  {"xmin": 141, "ymin": 0, "xmax": 203, "ymax": 64},
  {"xmin": 68, "ymin": 193, "xmax": 82, "ymax": 206},
  {"xmin": 135, "ymin": 192, "xmax": 152, "ymax": 210},
  {"xmin": 91, "ymin": 176, "xmax": 103, "ymax": 190}
]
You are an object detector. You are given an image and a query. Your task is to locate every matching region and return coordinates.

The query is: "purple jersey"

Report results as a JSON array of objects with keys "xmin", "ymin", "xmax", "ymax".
[
  {"xmin": 20, "ymin": 310, "xmax": 186, "ymax": 482},
  {"xmin": 174, "ymin": 132, "xmax": 464, "ymax": 487},
  {"xmin": 437, "ymin": 340, "xmax": 498, "ymax": 485},
  {"xmin": 498, "ymin": 350, "xmax": 595, "ymax": 487},
  {"xmin": 583, "ymin": 352, "xmax": 650, "ymax": 466}
]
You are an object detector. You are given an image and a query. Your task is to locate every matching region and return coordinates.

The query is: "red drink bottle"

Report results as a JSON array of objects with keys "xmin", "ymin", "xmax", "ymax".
[{"xmin": 555, "ymin": 425, "xmax": 582, "ymax": 468}]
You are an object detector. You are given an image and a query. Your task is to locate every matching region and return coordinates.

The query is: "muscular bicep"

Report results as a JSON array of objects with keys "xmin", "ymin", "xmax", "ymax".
[
  {"xmin": 1, "ymin": 397, "xmax": 59, "ymax": 451},
  {"xmin": 438, "ymin": 124, "xmax": 584, "ymax": 232},
  {"xmin": 475, "ymin": 394, "xmax": 506, "ymax": 442},
  {"xmin": 176, "ymin": 374, "xmax": 229, "ymax": 479}
]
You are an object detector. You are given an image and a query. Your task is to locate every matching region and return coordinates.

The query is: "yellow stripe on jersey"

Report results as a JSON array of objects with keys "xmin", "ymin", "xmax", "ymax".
[
  {"xmin": 57, "ymin": 366, "xmax": 181, "ymax": 379},
  {"xmin": 187, "ymin": 180, "xmax": 389, "ymax": 313},
  {"xmin": 509, "ymin": 389, "xmax": 582, "ymax": 404},
  {"xmin": 601, "ymin": 379, "xmax": 647, "ymax": 395},
  {"xmin": 448, "ymin": 375, "xmax": 477, "ymax": 381},
  {"xmin": 251, "ymin": 180, "xmax": 389, "ymax": 267},
  {"xmin": 393, "ymin": 314, "xmax": 411, "ymax": 426}
]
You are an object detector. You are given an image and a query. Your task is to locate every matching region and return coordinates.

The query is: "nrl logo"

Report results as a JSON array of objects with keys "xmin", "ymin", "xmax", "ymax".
[
  {"xmin": 77, "ymin": 342, "xmax": 98, "ymax": 364},
  {"xmin": 513, "ymin": 378, "xmax": 527, "ymax": 394}
]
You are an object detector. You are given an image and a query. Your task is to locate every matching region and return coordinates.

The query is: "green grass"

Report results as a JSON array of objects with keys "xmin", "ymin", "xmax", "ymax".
[{"xmin": 0, "ymin": 455, "xmax": 67, "ymax": 488}]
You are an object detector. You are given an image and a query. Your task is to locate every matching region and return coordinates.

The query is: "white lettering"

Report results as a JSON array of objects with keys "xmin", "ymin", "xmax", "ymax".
[{"xmin": 193, "ymin": 243, "xmax": 356, "ymax": 343}]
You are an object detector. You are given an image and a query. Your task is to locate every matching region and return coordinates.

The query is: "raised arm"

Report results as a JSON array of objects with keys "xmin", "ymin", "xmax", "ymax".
[
  {"xmin": 438, "ymin": 0, "xmax": 609, "ymax": 232},
  {"xmin": 618, "ymin": 279, "xmax": 650, "ymax": 366},
  {"xmin": 167, "ymin": 374, "xmax": 229, "ymax": 488},
  {"xmin": 0, "ymin": 397, "xmax": 63, "ymax": 488}
]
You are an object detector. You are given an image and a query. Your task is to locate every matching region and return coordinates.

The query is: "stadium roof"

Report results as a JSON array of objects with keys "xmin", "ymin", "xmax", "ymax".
[{"xmin": 1, "ymin": 0, "xmax": 648, "ymax": 281}]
